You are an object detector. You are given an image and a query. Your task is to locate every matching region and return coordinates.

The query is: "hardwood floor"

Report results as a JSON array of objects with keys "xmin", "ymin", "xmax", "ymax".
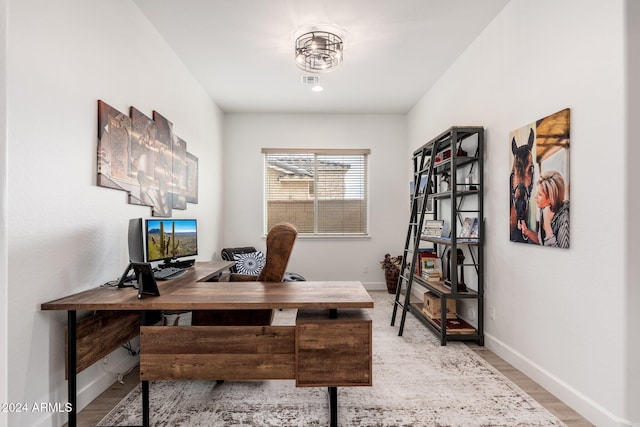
[
  {"xmin": 68, "ymin": 346, "xmax": 593, "ymax": 427},
  {"xmin": 64, "ymin": 366, "xmax": 140, "ymax": 427},
  {"xmin": 467, "ymin": 344, "xmax": 594, "ymax": 427}
]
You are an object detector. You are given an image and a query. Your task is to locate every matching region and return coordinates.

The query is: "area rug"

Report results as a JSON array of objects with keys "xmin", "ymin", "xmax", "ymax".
[{"xmin": 99, "ymin": 291, "xmax": 565, "ymax": 426}]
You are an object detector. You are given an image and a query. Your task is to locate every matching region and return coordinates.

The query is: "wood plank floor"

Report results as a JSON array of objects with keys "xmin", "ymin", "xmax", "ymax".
[
  {"xmin": 67, "ymin": 346, "xmax": 593, "ymax": 427},
  {"xmin": 467, "ymin": 344, "xmax": 594, "ymax": 427}
]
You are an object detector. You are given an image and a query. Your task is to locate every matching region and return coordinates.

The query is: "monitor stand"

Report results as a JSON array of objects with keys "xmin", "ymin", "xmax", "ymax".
[{"xmin": 159, "ymin": 258, "xmax": 195, "ymax": 269}]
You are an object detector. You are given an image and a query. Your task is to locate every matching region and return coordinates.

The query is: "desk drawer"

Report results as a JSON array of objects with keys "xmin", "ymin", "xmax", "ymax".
[
  {"xmin": 295, "ymin": 309, "xmax": 372, "ymax": 387},
  {"xmin": 140, "ymin": 325, "xmax": 295, "ymax": 380}
]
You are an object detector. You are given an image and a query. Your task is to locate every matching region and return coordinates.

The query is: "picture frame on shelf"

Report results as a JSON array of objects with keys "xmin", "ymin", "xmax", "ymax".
[
  {"xmin": 459, "ymin": 217, "xmax": 479, "ymax": 239},
  {"xmin": 421, "ymin": 257, "xmax": 437, "ymax": 270},
  {"xmin": 420, "ymin": 257, "xmax": 442, "ymax": 281},
  {"xmin": 410, "ymin": 175, "xmax": 433, "ymax": 211},
  {"xmin": 422, "ymin": 220, "xmax": 444, "ymax": 238},
  {"xmin": 419, "ymin": 173, "xmax": 434, "ymax": 211},
  {"xmin": 418, "ymin": 175, "xmax": 429, "ymax": 193}
]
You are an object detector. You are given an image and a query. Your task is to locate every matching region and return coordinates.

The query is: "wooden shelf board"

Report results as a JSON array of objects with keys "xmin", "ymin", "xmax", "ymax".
[
  {"xmin": 429, "ymin": 189, "xmax": 479, "ymax": 199},
  {"xmin": 413, "ymin": 276, "xmax": 478, "ymax": 297},
  {"xmin": 432, "ymin": 155, "xmax": 479, "ymax": 171},
  {"xmin": 410, "ymin": 303, "xmax": 477, "ymax": 335},
  {"xmin": 420, "ymin": 236, "xmax": 479, "ymax": 246}
]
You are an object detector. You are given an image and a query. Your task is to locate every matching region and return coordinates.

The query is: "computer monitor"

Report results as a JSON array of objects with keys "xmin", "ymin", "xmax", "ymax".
[
  {"xmin": 145, "ymin": 219, "xmax": 198, "ymax": 265},
  {"xmin": 127, "ymin": 218, "xmax": 144, "ymax": 263}
]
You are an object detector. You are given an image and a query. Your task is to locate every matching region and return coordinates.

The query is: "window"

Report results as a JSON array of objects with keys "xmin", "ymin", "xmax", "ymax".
[{"xmin": 263, "ymin": 148, "xmax": 369, "ymax": 236}]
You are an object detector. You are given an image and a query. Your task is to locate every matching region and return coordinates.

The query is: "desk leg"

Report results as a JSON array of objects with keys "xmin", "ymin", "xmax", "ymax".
[
  {"xmin": 68, "ymin": 311, "xmax": 77, "ymax": 427},
  {"xmin": 142, "ymin": 380, "xmax": 150, "ymax": 426},
  {"xmin": 326, "ymin": 310, "xmax": 339, "ymax": 426},
  {"xmin": 141, "ymin": 311, "xmax": 152, "ymax": 427},
  {"xmin": 328, "ymin": 387, "xmax": 337, "ymax": 427}
]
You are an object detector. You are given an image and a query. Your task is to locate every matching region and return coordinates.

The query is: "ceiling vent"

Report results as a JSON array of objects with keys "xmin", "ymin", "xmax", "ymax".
[{"xmin": 301, "ymin": 75, "xmax": 320, "ymax": 85}]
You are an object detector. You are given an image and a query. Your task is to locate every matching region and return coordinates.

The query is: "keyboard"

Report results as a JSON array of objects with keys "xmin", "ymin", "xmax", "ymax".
[{"xmin": 153, "ymin": 266, "xmax": 186, "ymax": 280}]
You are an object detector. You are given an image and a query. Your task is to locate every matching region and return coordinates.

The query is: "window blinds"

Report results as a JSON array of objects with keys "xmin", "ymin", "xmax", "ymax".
[{"xmin": 263, "ymin": 149, "xmax": 369, "ymax": 236}]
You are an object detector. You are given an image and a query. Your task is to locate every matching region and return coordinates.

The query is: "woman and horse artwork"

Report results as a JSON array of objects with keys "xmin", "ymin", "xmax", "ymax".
[{"xmin": 509, "ymin": 108, "xmax": 570, "ymax": 249}]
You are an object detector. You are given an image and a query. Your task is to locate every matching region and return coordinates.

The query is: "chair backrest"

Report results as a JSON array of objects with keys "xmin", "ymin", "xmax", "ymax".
[
  {"xmin": 220, "ymin": 246, "xmax": 258, "ymax": 273},
  {"xmin": 257, "ymin": 222, "xmax": 297, "ymax": 282}
]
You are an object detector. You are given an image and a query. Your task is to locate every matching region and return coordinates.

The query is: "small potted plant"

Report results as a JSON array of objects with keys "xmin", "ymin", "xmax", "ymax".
[{"xmin": 380, "ymin": 253, "xmax": 403, "ymax": 294}]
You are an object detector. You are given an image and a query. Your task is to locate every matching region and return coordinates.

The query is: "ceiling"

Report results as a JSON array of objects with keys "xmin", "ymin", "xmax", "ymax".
[{"xmin": 132, "ymin": 0, "xmax": 509, "ymax": 114}]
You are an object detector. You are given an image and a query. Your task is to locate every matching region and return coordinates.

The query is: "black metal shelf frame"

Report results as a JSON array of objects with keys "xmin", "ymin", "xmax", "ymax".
[{"xmin": 391, "ymin": 126, "xmax": 484, "ymax": 346}]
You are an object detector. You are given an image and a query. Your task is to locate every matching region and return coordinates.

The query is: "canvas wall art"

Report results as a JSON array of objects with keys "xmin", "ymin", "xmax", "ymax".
[
  {"xmin": 509, "ymin": 108, "xmax": 570, "ymax": 248},
  {"xmin": 185, "ymin": 152, "xmax": 199, "ymax": 204},
  {"xmin": 97, "ymin": 102, "xmax": 132, "ymax": 190},
  {"xmin": 97, "ymin": 100, "xmax": 199, "ymax": 217}
]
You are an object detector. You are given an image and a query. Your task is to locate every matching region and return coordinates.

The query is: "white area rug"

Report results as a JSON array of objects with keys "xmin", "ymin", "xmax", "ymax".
[{"xmin": 99, "ymin": 292, "xmax": 565, "ymax": 426}]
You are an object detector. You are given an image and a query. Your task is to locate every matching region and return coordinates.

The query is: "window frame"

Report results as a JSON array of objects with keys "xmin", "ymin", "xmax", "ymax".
[{"xmin": 262, "ymin": 148, "xmax": 370, "ymax": 238}]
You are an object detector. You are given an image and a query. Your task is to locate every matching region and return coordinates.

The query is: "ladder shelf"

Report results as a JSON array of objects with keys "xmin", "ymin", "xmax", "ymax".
[{"xmin": 390, "ymin": 126, "xmax": 484, "ymax": 346}]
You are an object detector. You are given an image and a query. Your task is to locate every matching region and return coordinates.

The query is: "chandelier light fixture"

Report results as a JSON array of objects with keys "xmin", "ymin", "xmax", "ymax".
[{"xmin": 294, "ymin": 31, "xmax": 343, "ymax": 73}]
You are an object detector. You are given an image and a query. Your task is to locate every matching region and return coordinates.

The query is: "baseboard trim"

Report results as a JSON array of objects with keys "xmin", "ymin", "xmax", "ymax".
[
  {"xmin": 76, "ymin": 355, "xmax": 139, "ymax": 411},
  {"xmin": 485, "ymin": 333, "xmax": 632, "ymax": 427},
  {"xmin": 28, "ymin": 353, "xmax": 139, "ymax": 427},
  {"xmin": 362, "ymin": 281, "xmax": 386, "ymax": 292}
]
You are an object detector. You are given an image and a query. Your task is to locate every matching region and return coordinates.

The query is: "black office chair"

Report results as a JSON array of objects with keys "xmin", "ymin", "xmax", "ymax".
[
  {"xmin": 192, "ymin": 223, "xmax": 304, "ymax": 326},
  {"xmin": 220, "ymin": 246, "xmax": 305, "ymax": 281}
]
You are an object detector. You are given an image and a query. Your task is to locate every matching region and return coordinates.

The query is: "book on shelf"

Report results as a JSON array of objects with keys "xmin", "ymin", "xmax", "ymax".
[
  {"xmin": 433, "ymin": 147, "xmax": 468, "ymax": 165},
  {"xmin": 419, "ymin": 248, "xmax": 436, "ymax": 260},
  {"xmin": 422, "ymin": 271, "xmax": 443, "ymax": 282},
  {"xmin": 428, "ymin": 317, "xmax": 476, "ymax": 334}
]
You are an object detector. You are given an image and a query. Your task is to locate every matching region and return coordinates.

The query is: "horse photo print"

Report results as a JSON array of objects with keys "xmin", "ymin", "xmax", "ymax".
[{"xmin": 509, "ymin": 108, "xmax": 570, "ymax": 248}]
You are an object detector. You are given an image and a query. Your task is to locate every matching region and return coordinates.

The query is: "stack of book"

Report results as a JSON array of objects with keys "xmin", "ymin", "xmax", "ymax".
[
  {"xmin": 419, "ymin": 250, "xmax": 442, "ymax": 282},
  {"xmin": 422, "ymin": 267, "xmax": 442, "ymax": 282}
]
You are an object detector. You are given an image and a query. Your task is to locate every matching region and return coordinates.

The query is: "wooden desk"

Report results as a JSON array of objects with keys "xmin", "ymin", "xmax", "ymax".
[{"xmin": 41, "ymin": 261, "xmax": 374, "ymax": 427}]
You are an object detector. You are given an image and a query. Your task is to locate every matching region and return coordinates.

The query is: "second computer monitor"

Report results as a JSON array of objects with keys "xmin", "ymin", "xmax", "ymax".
[{"xmin": 145, "ymin": 219, "xmax": 198, "ymax": 264}]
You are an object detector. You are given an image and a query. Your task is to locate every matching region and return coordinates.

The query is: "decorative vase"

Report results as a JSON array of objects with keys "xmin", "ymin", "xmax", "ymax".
[{"xmin": 385, "ymin": 269, "xmax": 399, "ymax": 294}]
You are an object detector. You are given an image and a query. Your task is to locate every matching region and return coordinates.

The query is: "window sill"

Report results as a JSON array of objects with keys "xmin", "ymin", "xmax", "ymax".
[{"xmin": 263, "ymin": 234, "xmax": 371, "ymax": 240}]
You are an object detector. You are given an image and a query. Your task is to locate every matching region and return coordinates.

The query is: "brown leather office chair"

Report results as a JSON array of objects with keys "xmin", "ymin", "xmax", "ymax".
[{"xmin": 191, "ymin": 222, "xmax": 298, "ymax": 326}]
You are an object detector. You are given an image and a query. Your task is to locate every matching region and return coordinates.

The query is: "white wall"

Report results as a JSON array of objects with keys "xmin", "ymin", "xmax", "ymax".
[
  {"xmin": 6, "ymin": 1, "xmax": 224, "ymax": 426},
  {"xmin": 223, "ymin": 113, "xmax": 407, "ymax": 288},
  {"xmin": 408, "ymin": 1, "xmax": 632, "ymax": 426},
  {"xmin": 6, "ymin": 1, "xmax": 637, "ymax": 426},
  {"xmin": 625, "ymin": 1, "xmax": 640, "ymax": 424},
  {"xmin": 0, "ymin": 0, "xmax": 8, "ymax": 426}
]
